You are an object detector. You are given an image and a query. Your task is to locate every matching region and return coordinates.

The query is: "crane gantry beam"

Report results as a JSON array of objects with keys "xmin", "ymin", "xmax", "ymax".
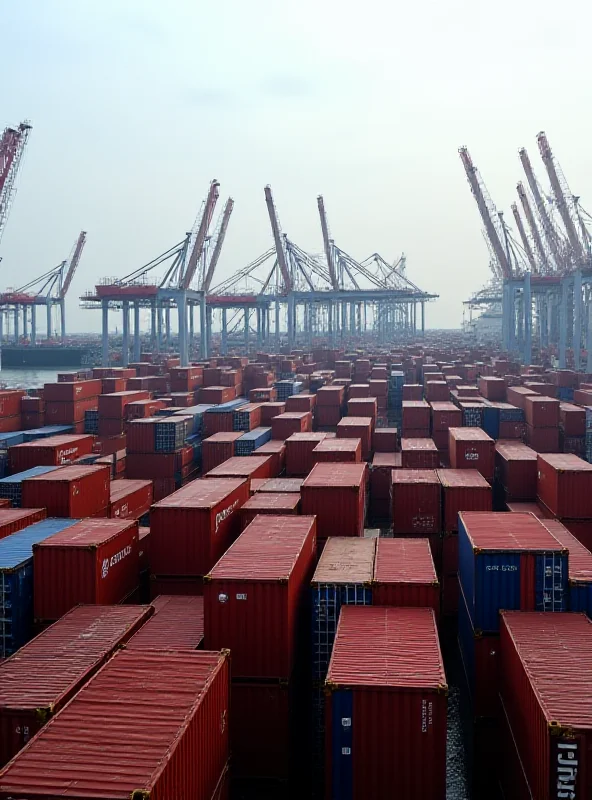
[{"xmin": 0, "ymin": 121, "xmax": 32, "ymax": 246}]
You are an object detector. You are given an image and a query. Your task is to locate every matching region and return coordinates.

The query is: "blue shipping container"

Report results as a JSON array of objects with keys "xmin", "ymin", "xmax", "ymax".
[
  {"xmin": 235, "ymin": 427, "xmax": 272, "ymax": 456},
  {"xmin": 0, "ymin": 466, "xmax": 60, "ymax": 507},
  {"xmin": 22, "ymin": 425, "xmax": 73, "ymax": 442},
  {"xmin": 205, "ymin": 398, "xmax": 248, "ymax": 415},
  {"xmin": 458, "ymin": 511, "xmax": 568, "ymax": 634},
  {"xmin": 482, "ymin": 405, "xmax": 500, "ymax": 440},
  {"xmin": 173, "ymin": 404, "xmax": 215, "ymax": 435},
  {"xmin": 0, "ymin": 518, "xmax": 79, "ymax": 657},
  {"xmin": 329, "ymin": 690, "xmax": 354, "ymax": 800},
  {"xmin": 154, "ymin": 418, "xmax": 189, "ymax": 452},
  {"xmin": 0, "ymin": 431, "xmax": 26, "ymax": 448}
]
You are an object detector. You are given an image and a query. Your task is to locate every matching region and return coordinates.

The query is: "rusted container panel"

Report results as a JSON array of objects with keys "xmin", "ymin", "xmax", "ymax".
[
  {"xmin": 506, "ymin": 386, "xmax": 537, "ymax": 410},
  {"xmin": 401, "ymin": 438, "xmax": 439, "ymax": 469},
  {"xmin": 347, "ymin": 397, "xmax": 377, "ymax": 423},
  {"xmin": 21, "ymin": 465, "xmax": 110, "ymax": 518},
  {"xmin": 0, "ymin": 649, "xmax": 230, "ymax": 800},
  {"xmin": 523, "ymin": 394, "xmax": 560, "ymax": 427},
  {"xmin": 255, "ymin": 477, "xmax": 303, "ymax": 493},
  {"xmin": 301, "ymin": 463, "xmax": 367, "ymax": 541},
  {"xmin": 313, "ymin": 437, "xmax": 362, "ymax": 464},
  {"xmin": 437, "ymin": 469, "xmax": 492, "ymax": 532},
  {"xmin": 325, "ymin": 606, "xmax": 447, "ymax": 800},
  {"xmin": 372, "ymin": 427, "xmax": 398, "ymax": 452},
  {"xmin": 495, "ymin": 442, "xmax": 537, "ymax": 501},
  {"xmin": 204, "ymin": 455, "xmax": 275, "ymax": 485},
  {"xmin": 560, "ymin": 402, "xmax": 586, "ymax": 436},
  {"xmin": 108, "ymin": 479, "xmax": 153, "ymax": 520},
  {"xmin": 45, "ymin": 397, "xmax": 98, "ymax": 424},
  {"xmin": 97, "ymin": 390, "xmax": 150, "ymax": 418},
  {"xmin": 392, "ymin": 469, "xmax": 441, "ymax": 534},
  {"xmin": 402, "ymin": 400, "xmax": 430, "ymax": 432},
  {"xmin": 0, "ymin": 604, "xmax": 152, "ymax": 766},
  {"xmin": 370, "ymin": 453, "xmax": 400, "ymax": 521},
  {"xmin": 457, "ymin": 582, "xmax": 499, "ymax": 718},
  {"xmin": 316, "ymin": 385, "xmax": 345, "ymax": 406},
  {"xmin": 537, "ymin": 453, "xmax": 592, "ymax": 519},
  {"xmin": 500, "ymin": 612, "xmax": 592, "ymax": 800},
  {"xmin": 430, "ymin": 401, "xmax": 462, "ymax": 431},
  {"xmin": 204, "ymin": 515, "xmax": 316, "ymax": 679},
  {"xmin": 448, "ymin": 427, "xmax": 494, "ymax": 480},
  {"xmin": 43, "ymin": 379, "xmax": 102, "ymax": 402},
  {"xmin": 253, "ymin": 439, "xmax": 286, "ymax": 476},
  {"xmin": 33, "ymin": 518, "xmax": 140, "ymax": 621},
  {"xmin": 239, "ymin": 492, "xmax": 300, "ymax": 529},
  {"xmin": 150, "ymin": 478, "xmax": 249, "ymax": 577},
  {"xmin": 126, "ymin": 595, "xmax": 204, "ymax": 650},
  {"xmin": 525, "ymin": 423, "xmax": 559, "ymax": 452},
  {"xmin": 285, "ymin": 393, "xmax": 316, "ymax": 412},
  {"xmin": 271, "ymin": 411, "xmax": 312, "ymax": 440},
  {"xmin": 0, "ymin": 508, "xmax": 47, "ymax": 540},
  {"xmin": 337, "ymin": 417, "xmax": 373, "ymax": 459},
  {"xmin": 201, "ymin": 432, "xmax": 243, "ymax": 475},
  {"xmin": 373, "ymin": 538, "xmax": 439, "ymax": 618},
  {"xmin": 285, "ymin": 432, "xmax": 328, "ymax": 476},
  {"xmin": 9, "ymin": 434, "xmax": 94, "ymax": 472}
]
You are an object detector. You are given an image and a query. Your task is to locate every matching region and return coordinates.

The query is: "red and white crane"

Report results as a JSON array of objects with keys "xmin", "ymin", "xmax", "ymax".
[
  {"xmin": 181, "ymin": 179, "xmax": 220, "ymax": 290},
  {"xmin": 511, "ymin": 202, "xmax": 537, "ymax": 272},
  {"xmin": 60, "ymin": 230, "xmax": 87, "ymax": 298},
  {"xmin": 518, "ymin": 147, "xmax": 564, "ymax": 270},
  {"xmin": 202, "ymin": 198, "xmax": 234, "ymax": 292},
  {"xmin": 264, "ymin": 185, "xmax": 292, "ymax": 293},
  {"xmin": 516, "ymin": 181, "xmax": 548, "ymax": 272},
  {"xmin": 317, "ymin": 195, "xmax": 339, "ymax": 290},
  {"xmin": 0, "ymin": 121, "xmax": 32, "ymax": 245}
]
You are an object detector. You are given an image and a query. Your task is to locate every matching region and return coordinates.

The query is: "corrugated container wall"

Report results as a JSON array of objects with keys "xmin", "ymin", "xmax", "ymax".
[
  {"xmin": 372, "ymin": 537, "xmax": 439, "ymax": 618},
  {"xmin": 126, "ymin": 595, "xmax": 204, "ymax": 650}
]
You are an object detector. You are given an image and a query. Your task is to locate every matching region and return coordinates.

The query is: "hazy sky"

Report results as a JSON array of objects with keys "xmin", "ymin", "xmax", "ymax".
[{"xmin": 2, "ymin": 0, "xmax": 592, "ymax": 332}]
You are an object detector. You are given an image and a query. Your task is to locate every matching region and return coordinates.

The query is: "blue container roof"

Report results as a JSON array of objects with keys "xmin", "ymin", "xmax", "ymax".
[
  {"xmin": 0, "ymin": 466, "xmax": 60, "ymax": 485},
  {"xmin": 174, "ymin": 404, "xmax": 215, "ymax": 416},
  {"xmin": 207, "ymin": 398, "xmax": 247, "ymax": 413},
  {"xmin": 0, "ymin": 518, "xmax": 79, "ymax": 569},
  {"xmin": 238, "ymin": 427, "xmax": 272, "ymax": 442}
]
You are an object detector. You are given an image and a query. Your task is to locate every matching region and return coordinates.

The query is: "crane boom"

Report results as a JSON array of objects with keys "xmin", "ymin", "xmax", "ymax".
[
  {"xmin": 181, "ymin": 180, "xmax": 220, "ymax": 290},
  {"xmin": 518, "ymin": 147, "xmax": 563, "ymax": 267},
  {"xmin": 0, "ymin": 121, "xmax": 32, "ymax": 245},
  {"xmin": 317, "ymin": 195, "xmax": 339, "ymax": 290},
  {"xmin": 536, "ymin": 131, "xmax": 586, "ymax": 265},
  {"xmin": 60, "ymin": 230, "xmax": 87, "ymax": 298},
  {"xmin": 511, "ymin": 203, "xmax": 536, "ymax": 272},
  {"xmin": 202, "ymin": 198, "xmax": 234, "ymax": 292},
  {"xmin": 517, "ymin": 182, "xmax": 547, "ymax": 271},
  {"xmin": 264, "ymin": 185, "xmax": 292, "ymax": 292},
  {"xmin": 459, "ymin": 147, "xmax": 512, "ymax": 278}
]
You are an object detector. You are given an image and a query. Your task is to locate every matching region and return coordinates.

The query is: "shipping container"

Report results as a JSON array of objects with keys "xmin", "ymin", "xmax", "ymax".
[
  {"xmin": 499, "ymin": 611, "xmax": 592, "ymax": 800},
  {"xmin": 372, "ymin": 537, "xmax": 439, "ymax": 618},
  {"xmin": 369, "ymin": 452, "xmax": 400, "ymax": 521},
  {"xmin": 8, "ymin": 434, "xmax": 94, "ymax": 472},
  {"xmin": 458, "ymin": 511, "xmax": 568, "ymax": 633},
  {"xmin": 33, "ymin": 518, "xmax": 140, "ymax": 621},
  {"xmin": 285, "ymin": 393, "xmax": 316, "ymax": 412},
  {"xmin": 0, "ymin": 391, "xmax": 26, "ymax": 419},
  {"xmin": 0, "ymin": 518, "xmax": 79, "ymax": 658},
  {"xmin": 336, "ymin": 417, "xmax": 373, "ymax": 459},
  {"xmin": 253, "ymin": 439, "xmax": 286, "ymax": 476},
  {"xmin": 430, "ymin": 401, "xmax": 462, "ymax": 432},
  {"xmin": 0, "ymin": 507, "xmax": 47, "ymax": 540},
  {"xmin": 108, "ymin": 478, "xmax": 153, "ymax": 519},
  {"xmin": 44, "ymin": 397, "xmax": 98, "ymax": 424},
  {"xmin": 125, "ymin": 417, "xmax": 159, "ymax": 453},
  {"xmin": 0, "ymin": 604, "xmax": 152, "ymax": 766},
  {"xmin": 285, "ymin": 432, "xmax": 328, "ymax": 476},
  {"xmin": 457, "ymin": 580, "xmax": 499, "ymax": 719},
  {"xmin": 301, "ymin": 463, "xmax": 367, "ymax": 541},
  {"xmin": 537, "ymin": 452, "xmax": 592, "ymax": 519},
  {"xmin": 204, "ymin": 455, "xmax": 275, "ymax": 484},
  {"xmin": 311, "ymin": 537, "xmax": 376, "ymax": 681},
  {"xmin": 0, "ymin": 649, "xmax": 230, "ymax": 800},
  {"xmin": 126, "ymin": 594, "xmax": 204, "ymax": 650},
  {"xmin": 525, "ymin": 423, "xmax": 559, "ymax": 452},
  {"xmin": 539, "ymin": 518, "xmax": 592, "ymax": 617},
  {"xmin": 316, "ymin": 385, "xmax": 345, "ymax": 406},
  {"xmin": 313, "ymin": 437, "xmax": 362, "ymax": 463},
  {"xmin": 202, "ymin": 432, "xmax": 244, "ymax": 475},
  {"xmin": 22, "ymin": 425, "xmax": 73, "ymax": 442},
  {"xmin": 149, "ymin": 574, "xmax": 204, "ymax": 599},
  {"xmin": 523, "ymin": 394, "xmax": 560, "ymax": 427},
  {"xmin": 97, "ymin": 390, "xmax": 150, "ymax": 418},
  {"xmin": 448, "ymin": 427, "xmax": 495, "ymax": 480},
  {"xmin": 255, "ymin": 477, "xmax": 303, "ymax": 493},
  {"xmin": 437, "ymin": 469, "xmax": 492, "ymax": 533},
  {"xmin": 21, "ymin": 464, "xmax": 110, "ymax": 518},
  {"xmin": 372, "ymin": 427, "xmax": 398, "ymax": 452},
  {"xmin": 204, "ymin": 515, "xmax": 316, "ymax": 679},
  {"xmin": 271, "ymin": 411, "xmax": 313, "ymax": 440},
  {"xmin": 150, "ymin": 478, "xmax": 249, "ymax": 577},
  {"xmin": 239, "ymin": 492, "xmax": 300, "ymax": 529},
  {"xmin": 234, "ymin": 426, "xmax": 272, "ymax": 455},
  {"xmin": 43, "ymin": 379, "xmax": 101, "ymax": 403},
  {"xmin": 401, "ymin": 437, "xmax": 439, "ymax": 468},
  {"xmin": 392, "ymin": 469, "xmax": 441, "ymax": 534},
  {"xmin": 506, "ymin": 500, "xmax": 549, "ymax": 518},
  {"xmin": 495, "ymin": 441, "xmax": 538, "ymax": 501},
  {"xmin": 325, "ymin": 606, "xmax": 447, "ymax": 800},
  {"xmin": 560, "ymin": 402, "xmax": 586, "ymax": 436}
]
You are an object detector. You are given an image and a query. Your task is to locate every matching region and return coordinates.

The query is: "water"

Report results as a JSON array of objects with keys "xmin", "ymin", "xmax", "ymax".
[{"xmin": 0, "ymin": 367, "xmax": 64, "ymax": 389}]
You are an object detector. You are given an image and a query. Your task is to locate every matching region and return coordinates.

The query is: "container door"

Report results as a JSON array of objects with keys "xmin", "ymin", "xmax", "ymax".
[
  {"xmin": 535, "ymin": 553, "xmax": 568, "ymax": 612},
  {"xmin": 331, "ymin": 689, "xmax": 353, "ymax": 800},
  {"xmin": 475, "ymin": 553, "xmax": 521, "ymax": 633}
]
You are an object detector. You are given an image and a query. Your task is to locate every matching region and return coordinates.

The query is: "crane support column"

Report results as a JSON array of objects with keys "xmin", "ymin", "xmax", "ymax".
[
  {"xmin": 133, "ymin": 302, "xmax": 141, "ymax": 363},
  {"xmin": 421, "ymin": 302, "xmax": 425, "ymax": 336},
  {"xmin": 221, "ymin": 308, "xmax": 228, "ymax": 355},
  {"xmin": 165, "ymin": 307, "xmax": 171, "ymax": 347},
  {"xmin": 275, "ymin": 299, "xmax": 280, "ymax": 347},
  {"xmin": 22, "ymin": 307, "xmax": 28, "ymax": 341},
  {"xmin": 30, "ymin": 305, "xmax": 36, "ymax": 346},
  {"xmin": 189, "ymin": 304, "xmax": 194, "ymax": 352},
  {"xmin": 206, "ymin": 306, "xmax": 212, "ymax": 357},
  {"xmin": 156, "ymin": 305, "xmax": 162, "ymax": 352},
  {"xmin": 122, "ymin": 301, "xmax": 130, "ymax": 368},
  {"xmin": 523, "ymin": 272, "xmax": 532, "ymax": 366},
  {"xmin": 60, "ymin": 300, "xmax": 66, "ymax": 342},
  {"xmin": 199, "ymin": 294, "xmax": 208, "ymax": 360},
  {"xmin": 13, "ymin": 306, "xmax": 19, "ymax": 343},
  {"xmin": 502, "ymin": 283, "xmax": 510, "ymax": 351},
  {"xmin": 559, "ymin": 279, "xmax": 569, "ymax": 368},
  {"xmin": 151, "ymin": 302, "xmax": 157, "ymax": 352},
  {"xmin": 244, "ymin": 307, "xmax": 249, "ymax": 351},
  {"xmin": 327, "ymin": 301, "xmax": 333, "ymax": 340},
  {"xmin": 287, "ymin": 294, "xmax": 295, "ymax": 350},
  {"xmin": 101, "ymin": 300, "xmax": 109, "ymax": 367},
  {"xmin": 587, "ymin": 290, "xmax": 592, "ymax": 373},
  {"xmin": 573, "ymin": 271, "xmax": 583, "ymax": 372},
  {"xmin": 178, "ymin": 292, "xmax": 188, "ymax": 367},
  {"xmin": 0, "ymin": 312, "xmax": 3, "ymax": 345}
]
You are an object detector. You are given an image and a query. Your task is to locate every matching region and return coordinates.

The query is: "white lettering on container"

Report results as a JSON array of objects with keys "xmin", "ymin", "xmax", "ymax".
[
  {"xmin": 485, "ymin": 564, "xmax": 518, "ymax": 572},
  {"xmin": 58, "ymin": 447, "xmax": 78, "ymax": 464},
  {"xmin": 236, "ymin": 593, "xmax": 247, "ymax": 600},
  {"xmin": 215, "ymin": 499, "xmax": 239, "ymax": 533},
  {"xmin": 556, "ymin": 741, "xmax": 578, "ymax": 799},
  {"xmin": 101, "ymin": 545, "xmax": 132, "ymax": 579},
  {"xmin": 341, "ymin": 747, "xmax": 351, "ymax": 755}
]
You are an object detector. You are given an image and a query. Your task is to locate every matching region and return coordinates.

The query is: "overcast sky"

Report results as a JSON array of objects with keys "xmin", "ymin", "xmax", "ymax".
[{"xmin": 2, "ymin": 0, "xmax": 592, "ymax": 332}]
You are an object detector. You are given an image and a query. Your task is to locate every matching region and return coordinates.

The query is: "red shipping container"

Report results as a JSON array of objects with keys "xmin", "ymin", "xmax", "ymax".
[
  {"xmin": 506, "ymin": 501, "xmax": 549, "ymax": 517},
  {"xmin": 201, "ymin": 432, "xmax": 243, "ymax": 474},
  {"xmin": 98, "ymin": 417, "xmax": 128, "ymax": 437},
  {"xmin": 325, "ymin": 606, "xmax": 447, "ymax": 800},
  {"xmin": 0, "ymin": 604, "xmax": 152, "ymax": 767},
  {"xmin": 21, "ymin": 465, "xmax": 110, "ymax": 518},
  {"xmin": 347, "ymin": 397, "xmax": 377, "ymax": 423},
  {"xmin": 315, "ymin": 404, "xmax": 342, "ymax": 427},
  {"xmin": 401, "ymin": 438, "xmax": 439, "ymax": 469},
  {"xmin": 203, "ymin": 367, "xmax": 222, "ymax": 386},
  {"xmin": 9, "ymin": 434, "xmax": 94, "ymax": 472},
  {"xmin": 149, "ymin": 575, "xmax": 204, "ymax": 598},
  {"xmin": 478, "ymin": 376, "xmax": 506, "ymax": 401},
  {"xmin": 126, "ymin": 595, "xmax": 204, "ymax": 650},
  {"xmin": 499, "ymin": 611, "xmax": 592, "ymax": 800},
  {"xmin": 449, "ymin": 427, "xmax": 494, "ymax": 480},
  {"xmin": 43, "ymin": 380, "xmax": 102, "ymax": 402},
  {"xmin": 458, "ymin": 582, "xmax": 499, "ymax": 717},
  {"xmin": 126, "ymin": 452, "xmax": 187, "ymax": 479},
  {"xmin": 0, "ymin": 649, "xmax": 229, "ymax": 800},
  {"xmin": 316, "ymin": 385, "xmax": 344, "ymax": 406},
  {"xmin": 21, "ymin": 411, "xmax": 44, "ymax": 430},
  {"xmin": 285, "ymin": 432, "xmax": 328, "ymax": 476},
  {"xmin": 0, "ymin": 508, "xmax": 47, "ymax": 540},
  {"xmin": 437, "ymin": 469, "xmax": 492, "ymax": 532},
  {"xmin": 403, "ymin": 402, "xmax": 432, "ymax": 430},
  {"xmin": 205, "ymin": 455, "xmax": 275, "ymax": 484},
  {"xmin": 240, "ymin": 492, "xmax": 300, "ymax": 529},
  {"xmin": 313, "ymin": 437, "xmax": 362, "ymax": 463},
  {"xmin": 337, "ymin": 416, "xmax": 373, "ymax": 460},
  {"xmin": 0, "ymin": 391, "xmax": 26, "ymax": 418},
  {"xmin": 33, "ymin": 518, "xmax": 140, "ymax": 621},
  {"xmin": 125, "ymin": 399, "xmax": 166, "ymax": 420},
  {"xmin": 403, "ymin": 384, "xmax": 423, "ymax": 400},
  {"xmin": 524, "ymin": 394, "xmax": 560, "ymax": 427},
  {"xmin": 126, "ymin": 417, "xmax": 159, "ymax": 453},
  {"xmin": 98, "ymin": 390, "xmax": 150, "ymax": 418},
  {"xmin": 506, "ymin": 386, "xmax": 537, "ymax": 410},
  {"xmin": 151, "ymin": 477, "xmax": 249, "ymax": 576},
  {"xmin": 138, "ymin": 525, "xmax": 150, "ymax": 572},
  {"xmin": 525, "ymin": 423, "xmax": 559, "ymax": 452},
  {"xmin": 425, "ymin": 381, "xmax": 449, "ymax": 402},
  {"xmin": 0, "ymin": 500, "xmax": 10, "ymax": 509},
  {"xmin": 370, "ymin": 453, "xmax": 400, "ymax": 521},
  {"xmin": 45, "ymin": 397, "xmax": 98, "ymax": 424},
  {"xmin": 204, "ymin": 515, "xmax": 317, "ymax": 679},
  {"xmin": 271, "ymin": 412, "xmax": 312, "ymax": 440},
  {"xmin": 349, "ymin": 383, "xmax": 370, "ymax": 398},
  {"xmin": 255, "ymin": 477, "xmax": 302, "ymax": 493},
  {"xmin": 495, "ymin": 442, "xmax": 538, "ymax": 500},
  {"xmin": 560, "ymin": 402, "xmax": 586, "ymax": 437},
  {"xmin": 253, "ymin": 440, "xmax": 286, "ymax": 475},
  {"xmin": 499, "ymin": 419, "xmax": 526, "ymax": 440},
  {"xmin": 200, "ymin": 386, "xmax": 237, "ymax": 405},
  {"xmin": 392, "ymin": 469, "xmax": 441, "ymax": 534},
  {"xmin": 368, "ymin": 379, "xmax": 387, "ymax": 397},
  {"xmin": 536, "ymin": 452, "xmax": 592, "ymax": 519},
  {"xmin": 373, "ymin": 537, "xmax": 439, "ymax": 618},
  {"xmin": 430, "ymin": 401, "xmax": 462, "ymax": 431},
  {"xmin": 373, "ymin": 427, "xmax": 398, "ymax": 452},
  {"xmin": 109, "ymin": 479, "xmax": 153, "ymax": 519},
  {"xmin": 101, "ymin": 377, "xmax": 127, "ymax": 393},
  {"xmin": 259, "ymin": 401, "xmax": 286, "ymax": 425},
  {"xmin": 301, "ymin": 463, "xmax": 367, "ymax": 541},
  {"xmin": 285, "ymin": 393, "xmax": 316, "ymax": 412},
  {"xmin": 0, "ymin": 418, "xmax": 22, "ymax": 435},
  {"xmin": 249, "ymin": 388, "xmax": 276, "ymax": 402}
]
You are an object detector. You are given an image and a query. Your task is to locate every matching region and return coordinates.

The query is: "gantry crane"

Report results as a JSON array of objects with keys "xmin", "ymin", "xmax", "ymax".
[
  {"xmin": 202, "ymin": 198, "xmax": 234, "ymax": 292},
  {"xmin": 519, "ymin": 147, "xmax": 565, "ymax": 271},
  {"xmin": 517, "ymin": 182, "xmax": 548, "ymax": 272},
  {"xmin": 317, "ymin": 195, "xmax": 339, "ymax": 290},
  {"xmin": 181, "ymin": 180, "xmax": 220, "ymax": 290},
  {"xmin": 511, "ymin": 203, "xmax": 537, "ymax": 272},
  {"xmin": 0, "ymin": 121, "xmax": 32, "ymax": 246},
  {"xmin": 264, "ymin": 186, "xmax": 292, "ymax": 293}
]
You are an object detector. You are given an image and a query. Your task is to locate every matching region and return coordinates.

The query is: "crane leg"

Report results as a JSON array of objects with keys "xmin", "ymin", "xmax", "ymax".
[
  {"xmin": 60, "ymin": 300, "xmax": 65, "ymax": 342},
  {"xmin": 31, "ymin": 305, "xmax": 36, "ymax": 346},
  {"xmin": 523, "ymin": 273, "xmax": 532, "ymax": 367},
  {"xmin": 101, "ymin": 300, "xmax": 109, "ymax": 366},
  {"xmin": 587, "ymin": 288, "xmax": 592, "ymax": 373},
  {"xmin": 221, "ymin": 308, "xmax": 228, "ymax": 355},
  {"xmin": 122, "ymin": 301, "xmax": 130, "ymax": 368},
  {"xmin": 22, "ymin": 307, "xmax": 28, "ymax": 341},
  {"xmin": 165, "ymin": 307, "xmax": 171, "ymax": 347},
  {"xmin": 573, "ymin": 271, "xmax": 582, "ymax": 372},
  {"xmin": 199, "ymin": 294, "xmax": 208, "ymax": 360},
  {"xmin": 14, "ymin": 306, "xmax": 19, "ymax": 343},
  {"xmin": 206, "ymin": 306, "xmax": 212, "ymax": 358},
  {"xmin": 151, "ymin": 302, "xmax": 157, "ymax": 353},
  {"xmin": 559, "ymin": 279, "xmax": 568, "ymax": 368},
  {"xmin": 133, "ymin": 302, "xmax": 141, "ymax": 363},
  {"xmin": 178, "ymin": 293, "xmax": 188, "ymax": 367},
  {"xmin": 275, "ymin": 300, "xmax": 280, "ymax": 348},
  {"xmin": 244, "ymin": 307, "xmax": 249, "ymax": 352}
]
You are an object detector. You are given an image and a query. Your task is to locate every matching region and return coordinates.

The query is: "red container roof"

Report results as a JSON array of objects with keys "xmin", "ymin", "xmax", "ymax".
[
  {"xmin": 0, "ymin": 508, "xmax": 47, "ymax": 526},
  {"xmin": 256, "ymin": 440, "xmax": 286, "ymax": 453},
  {"xmin": 392, "ymin": 469, "xmax": 440, "ymax": 485},
  {"xmin": 33, "ymin": 518, "xmax": 137, "ymax": 548},
  {"xmin": 506, "ymin": 501, "xmax": 549, "ymax": 518},
  {"xmin": 126, "ymin": 595, "xmax": 204, "ymax": 650},
  {"xmin": 402, "ymin": 400, "xmax": 430, "ymax": 408},
  {"xmin": 429, "ymin": 401, "xmax": 459, "ymax": 411},
  {"xmin": 501, "ymin": 611, "xmax": 592, "ymax": 728},
  {"xmin": 0, "ymin": 605, "xmax": 151, "ymax": 710},
  {"xmin": 286, "ymin": 432, "xmax": 327, "ymax": 442},
  {"xmin": 312, "ymin": 537, "xmax": 376, "ymax": 585},
  {"xmin": 241, "ymin": 493, "xmax": 300, "ymax": 511},
  {"xmin": 10, "ymin": 434, "xmax": 92, "ymax": 450},
  {"xmin": 207, "ymin": 515, "xmax": 316, "ymax": 581},
  {"xmin": 401, "ymin": 438, "xmax": 438, "ymax": 451},
  {"xmin": 274, "ymin": 412, "xmax": 310, "ymax": 420},
  {"xmin": 374, "ymin": 538, "xmax": 438, "ymax": 585},
  {"xmin": 23, "ymin": 464, "xmax": 108, "ymax": 482},
  {"xmin": 327, "ymin": 606, "xmax": 446, "ymax": 690},
  {"xmin": 153, "ymin": 477, "xmax": 246, "ymax": 509},
  {"xmin": 540, "ymin": 519, "xmax": 592, "ymax": 581},
  {"xmin": 459, "ymin": 511, "xmax": 566, "ymax": 551},
  {"xmin": 449, "ymin": 427, "xmax": 493, "ymax": 442},
  {"xmin": 495, "ymin": 442, "xmax": 537, "ymax": 461},
  {"xmin": 436, "ymin": 468, "xmax": 490, "ymax": 488},
  {"xmin": 0, "ymin": 649, "xmax": 228, "ymax": 797},
  {"xmin": 256, "ymin": 478, "xmax": 302, "ymax": 493},
  {"xmin": 537, "ymin": 452, "xmax": 592, "ymax": 472},
  {"xmin": 337, "ymin": 417, "xmax": 373, "ymax": 427},
  {"xmin": 109, "ymin": 479, "xmax": 151, "ymax": 501},
  {"xmin": 303, "ymin": 462, "xmax": 367, "ymax": 488},
  {"xmin": 206, "ymin": 456, "xmax": 272, "ymax": 477},
  {"xmin": 203, "ymin": 432, "xmax": 243, "ymax": 442},
  {"xmin": 314, "ymin": 439, "xmax": 361, "ymax": 452},
  {"xmin": 372, "ymin": 452, "xmax": 402, "ymax": 467}
]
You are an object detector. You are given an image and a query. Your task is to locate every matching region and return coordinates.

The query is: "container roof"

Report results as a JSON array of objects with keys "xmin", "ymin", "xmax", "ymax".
[
  {"xmin": 312, "ymin": 537, "xmax": 376, "ymax": 585},
  {"xmin": 436, "ymin": 469, "xmax": 491, "ymax": 488},
  {"xmin": 34, "ymin": 518, "xmax": 136, "ymax": 548},
  {"xmin": 392, "ymin": 469, "xmax": 439, "ymax": 485},
  {"xmin": 303, "ymin": 462, "xmax": 367, "ymax": 488},
  {"xmin": 460, "ymin": 512, "xmax": 566, "ymax": 551},
  {"xmin": 126, "ymin": 596, "xmax": 204, "ymax": 651},
  {"xmin": 374, "ymin": 538, "xmax": 437, "ymax": 584},
  {"xmin": 154, "ymin": 477, "xmax": 246, "ymax": 509}
]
